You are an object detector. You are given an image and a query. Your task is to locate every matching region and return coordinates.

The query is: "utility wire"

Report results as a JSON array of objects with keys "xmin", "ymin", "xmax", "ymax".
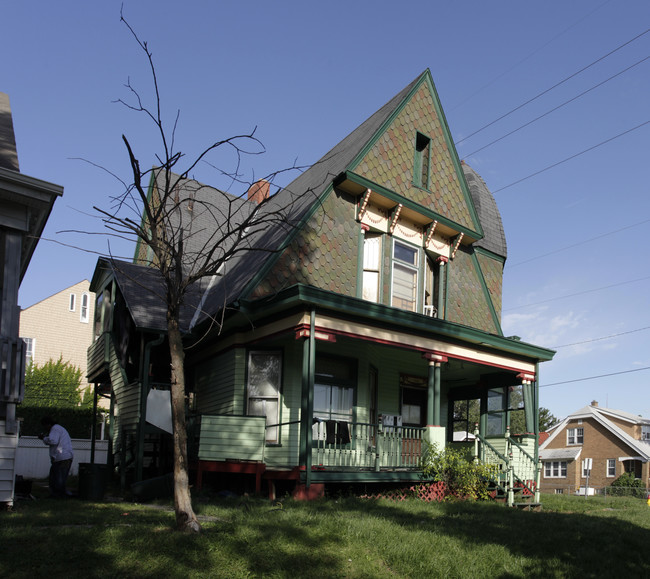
[
  {"xmin": 465, "ymin": 54, "xmax": 650, "ymax": 157},
  {"xmin": 541, "ymin": 366, "xmax": 650, "ymax": 388},
  {"xmin": 503, "ymin": 275, "xmax": 650, "ymax": 311},
  {"xmin": 456, "ymin": 27, "xmax": 650, "ymax": 145},
  {"xmin": 493, "ymin": 120, "xmax": 650, "ymax": 194},
  {"xmin": 450, "ymin": 0, "xmax": 614, "ymax": 112},
  {"xmin": 508, "ymin": 218, "xmax": 650, "ymax": 268},
  {"xmin": 552, "ymin": 325, "xmax": 650, "ymax": 349}
]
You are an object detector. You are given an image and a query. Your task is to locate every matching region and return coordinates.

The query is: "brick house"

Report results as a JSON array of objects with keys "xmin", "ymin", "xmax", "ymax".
[
  {"xmin": 539, "ymin": 401, "xmax": 650, "ymax": 494},
  {"xmin": 20, "ymin": 280, "xmax": 95, "ymax": 391}
]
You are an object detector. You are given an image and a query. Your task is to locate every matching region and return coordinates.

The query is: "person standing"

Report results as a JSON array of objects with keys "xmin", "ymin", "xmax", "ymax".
[{"xmin": 39, "ymin": 416, "xmax": 74, "ymax": 497}]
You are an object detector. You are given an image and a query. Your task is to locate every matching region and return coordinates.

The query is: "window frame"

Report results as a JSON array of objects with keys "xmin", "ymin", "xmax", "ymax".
[
  {"xmin": 391, "ymin": 239, "xmax": 420, "ymax": 312},
  {"xmin": 80, "ymin": 292, "xmax": 90, "ymax": 323},
  {"xmin": 567, "ymin": 427, "xmax": 584, "ymax": 445},
  {"xmin": 22, "ymin": 337, "xmax": 35, "ymax": 366},
  {"xmin": 69, "ymin": 293, "xmax": 76, "ymax": 312},
  {"xmin": 246, "ymin": 350, "xmax": 282, "ymax": 444},
  {"xmin": 362, "ymin": 232, "xmax": 382, "ymax": 303},
  {"xmin": 544, "ymin": 461, "xmax": 567, "ymax": 478},
  {"xmin": 642, "ymin": 425, "xmax": 650, "ymax": 441},
  {"xmin": 607, "ymin": 458, "xmax": 616, "ymax": 478}
]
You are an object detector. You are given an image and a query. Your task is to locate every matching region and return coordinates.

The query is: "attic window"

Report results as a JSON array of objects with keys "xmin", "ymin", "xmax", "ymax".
[{"xmin": 414, "ymin": 132, "xmax": 431, "ymax": 189}]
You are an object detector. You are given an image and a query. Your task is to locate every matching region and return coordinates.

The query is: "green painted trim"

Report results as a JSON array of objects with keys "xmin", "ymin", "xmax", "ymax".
[
  {"xmin": 239, "ymin": 184, "xmax": 335, "ymax": 300},
  {"xmin": 474, "ymin": 246, "xmax": 506, "ymax": 266},
  {"xmin": 469, "ymin": 251, "xmax": 503, "ymax": 336},
  {"xmin": 356, "ymin": 226, "xmax": 365, "ymax": 300},
  {"xmin": 343, "ymin": 171, "xmax": 483, "ymax": 241},
  {"xmin": 301, "ymin": 470, "xmax": 424, "ymax": 484},
  {"xmin": 238, "ymin": 284, "xmax": 556, "ymax": 362}
]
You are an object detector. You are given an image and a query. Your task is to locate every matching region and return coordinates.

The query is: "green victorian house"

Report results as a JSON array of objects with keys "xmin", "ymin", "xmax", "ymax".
[{"xmin": 87, "ymin": 70, "xmax": 554, "ymax": 503}]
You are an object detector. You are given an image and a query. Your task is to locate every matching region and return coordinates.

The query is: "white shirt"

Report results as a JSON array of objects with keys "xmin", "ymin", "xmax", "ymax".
[{"xmin": 43, "ymin": 424, "xmax": 74, "ymax": 462}]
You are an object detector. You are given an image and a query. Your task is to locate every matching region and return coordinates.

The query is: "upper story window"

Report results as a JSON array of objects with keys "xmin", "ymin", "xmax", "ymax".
[
  {"xmin": 391, "ymin": 240, "xmax": 419, "ymax": 312},
  {"xmin": 567, "ymin": 427, "xmax": 584, "ymax": 445},
  {"xmin": 642, "ymin": 425, "xmax": 650, "ymax": 440},
  {"xmin": 69, "ymin": 293, "xmax": 76, "ymax": 312},
  {"xmin": 362, "ymin": 233, "xmax": 381, "ymax": 303},
  {"xmin": 80, "ymin": 293, "xmax": 90, "ymax": 324},
  {"xmin": 414, "ymin": 132, "xmax": 431, "ymax": 189}
]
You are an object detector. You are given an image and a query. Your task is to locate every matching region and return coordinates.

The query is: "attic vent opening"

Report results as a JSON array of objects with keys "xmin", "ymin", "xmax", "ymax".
[{"xmin": 414, "ymin": 132, "xmax": 431, "ymax": 189}]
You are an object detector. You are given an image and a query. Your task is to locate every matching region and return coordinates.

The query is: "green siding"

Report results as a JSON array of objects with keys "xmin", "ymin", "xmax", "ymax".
[
  {"xmin": 199, "ymin": 415, "xmax": 266, "ymax": 462},
  {"xmin": 194, "ymin": 349, "xmax": 245, "ymax": 415}
]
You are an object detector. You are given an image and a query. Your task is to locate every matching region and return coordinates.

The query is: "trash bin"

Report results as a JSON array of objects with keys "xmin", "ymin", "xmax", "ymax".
[{"xmin": 77, "ymin": 463, "xmax": 108, "ymax": 500}]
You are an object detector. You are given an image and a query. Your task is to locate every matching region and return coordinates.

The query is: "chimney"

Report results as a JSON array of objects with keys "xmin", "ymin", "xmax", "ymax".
[
  {"xmin": 247, "ymin": 179, "xmax": 270, "ymax": 205},
  {"xmin": 591, "ymin": 400, "xmax": 598, "ymax": 407}
]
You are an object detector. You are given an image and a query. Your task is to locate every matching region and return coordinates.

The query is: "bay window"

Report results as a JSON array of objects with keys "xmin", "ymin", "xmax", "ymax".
[{"xmin": 247, "ymin": 351, "xmax": 282, "ymax": 443}]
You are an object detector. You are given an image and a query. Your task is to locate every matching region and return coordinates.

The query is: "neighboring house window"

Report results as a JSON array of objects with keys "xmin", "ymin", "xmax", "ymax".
[
  {"xmin": 22, "ymin": 337, "xmax": 35, "ymax": 367},
  {"xmin": 247, "ymin": 351, "xmax": 282, "ymax": 443},
  {"xmin": 567, "ymin": 427, "xmax": 583, "ymax": 445},
  {"xmin": 313, "ymin": 356, "xmax": 356, "ymax": 433},
  {"xmin": 392, "ymin": 240, "xmax": 419, "ymax": 312},
  {"xmin": 414, "ymin": 132, "xmax": 431, "ymax": 189},
  {"xmin": 362, "ymin": 233, "xmax": 381, "ymax": 303},
  {"xmin": 80, "ymin": 292, "xmax": 90, "ymax": 323},
  {"xmin": 544, "ymin": 461, "xmax": 567, "ymax": 478},
  {"xmin": 642, "ymin": 425, "xmax": 650, "ymax": 441},
  {"xmin": 69, "ymin": 293, "xmax": 76, "ymax": 312},
  {"xmin": 607, "ymin": 459, "xmax": 616, "ymax": 477}
]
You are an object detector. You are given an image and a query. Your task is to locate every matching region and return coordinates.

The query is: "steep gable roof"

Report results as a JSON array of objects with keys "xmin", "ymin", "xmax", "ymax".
[{"xmin": 541, "ymin": 404, "xmax": 650, "ymax": 460}]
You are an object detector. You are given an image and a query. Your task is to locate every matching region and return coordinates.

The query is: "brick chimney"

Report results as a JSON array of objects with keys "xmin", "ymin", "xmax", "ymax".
[
  {"xmin": 591, "ymin": 400, "xmax": 598, "ymax": 407},
  {"xmin": 247, "ymin": 179, "xmax": 270, "ymax": 205}
]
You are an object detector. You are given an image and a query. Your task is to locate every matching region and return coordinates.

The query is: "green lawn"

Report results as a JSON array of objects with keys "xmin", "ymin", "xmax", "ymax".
[{"xmin": 1, "ymin": 488, "xmax": 649, "ymax": 578}]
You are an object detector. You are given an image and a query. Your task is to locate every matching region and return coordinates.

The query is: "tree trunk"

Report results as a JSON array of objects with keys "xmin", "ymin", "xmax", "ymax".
[{"xmin": 167, "ymin": 318, "xmax": 201, "ymax": 532}]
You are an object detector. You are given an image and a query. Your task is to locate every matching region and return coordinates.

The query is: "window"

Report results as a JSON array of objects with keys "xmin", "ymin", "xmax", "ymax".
[
  {"xmin": 607, "ymin": 459, "xmax": 616, "ymax": 477},
  {"xmin": 414, "ymin": 132, "xmax": 431, "ymax": 189},
  {"xmin": 567, "ymin": 427, "xmax": 583, "ymax": 445},
  {"xmin": 313, "ymin": 356, "xmax": 356, "ymax": 443},
  {"xmin": 487, "ymin": 388, "xmax": 507, "ymax": 435},
  {"xmin": 451, "ymin": 397, "xmax": 480, "ymax": 440},
  {"xmin": 555, "ymin": 488, "xmax": 564, "ymax": 494},
  {"xmin": 400, "ymin": 375, "xmax": 427, "ymax": 427},
  {"xmin": 247, "ymin": 351, "xmax": 282, "ymax": 443},
  {"xmin": 544, "ymin": 461, "xmax": 567, "ymax": 478},
  {"xmin": 22, "ymin": 337, "xmax": 34, "ymax": 367},
  {"xmin": 508, "ymin": 384, "xmax": 526, "ymax": 434},
  {"xmin": 69, "ymin": 293, "xmax": 76, "ymax": 311},
  {"xmin": 642, "ymin": 425, "xmax": 650, "ymax": 441},
  {"xmin": 362, "ymin": 234, "xmax": 381, "ymax": 303},
  {"xmin": 392, "ymin": 240, "xmax": 419, "ymax": 312},
  {"xmin": 80, "ymin": 292, "xmax": 90, "ymax": 323}
]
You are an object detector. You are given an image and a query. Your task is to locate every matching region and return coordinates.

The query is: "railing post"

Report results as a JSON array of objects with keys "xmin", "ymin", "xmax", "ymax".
[
  {"xmin": 535, "ymin": 459, "xmax": 542, "ymax": 503},
  {"xmin": 375, "ymin": 421, "xmax": 382, "ymax": 472},
  {"xmin": 507, "ymin": 451, "xmax": 514, "ymax": 507},
  {"xmin": 473, "ymin": 423, "xmax": 480, "ymax": 465}
]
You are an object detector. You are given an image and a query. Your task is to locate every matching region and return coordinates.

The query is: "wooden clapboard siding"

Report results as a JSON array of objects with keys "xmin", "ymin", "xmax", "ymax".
[
  {"xmin": 0, "ymin": 421, "xmax": 19, "ymax": 502},
  {"xmin": 194, "ymin": 349, "xmax": 245, "ymax": 415},
  {"xmin": 199, "ymin": 415, "xmax": 266, "ymax": 462}
]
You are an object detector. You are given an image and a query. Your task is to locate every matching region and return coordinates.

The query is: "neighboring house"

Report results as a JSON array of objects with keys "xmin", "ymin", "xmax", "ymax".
[
  {"xmin": 539, "ymin": 401, "xmax": 650, "ymax": 494},
  {"xmin": 0, "ymin": 92, "xmax": 63, "ymax": 504},
  {"xmin": 20, "ymin": 279, "xmax": 95, "ymax": 391},
  {"xmin": 87, "ymin": 70, "xmax": 555, "ymax": 500}
]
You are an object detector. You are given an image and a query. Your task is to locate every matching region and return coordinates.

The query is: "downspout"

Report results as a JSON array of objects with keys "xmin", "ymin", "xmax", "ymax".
[{"xmin": 136, "ymin": 333, "xmax": 165, "ymax": 482}]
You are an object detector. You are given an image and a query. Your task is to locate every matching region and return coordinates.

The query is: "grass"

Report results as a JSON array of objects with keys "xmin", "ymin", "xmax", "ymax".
[{"xmin": 2, "ymin": 484, "xmax": 650, "ymax": 578}]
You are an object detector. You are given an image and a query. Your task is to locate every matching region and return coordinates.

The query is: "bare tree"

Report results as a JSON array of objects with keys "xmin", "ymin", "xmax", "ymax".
[{"xmin": 96, "ymin": 14, "xmax": 313, "ymax": 532}]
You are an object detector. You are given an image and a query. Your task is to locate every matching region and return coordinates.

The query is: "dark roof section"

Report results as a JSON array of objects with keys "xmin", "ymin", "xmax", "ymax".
[
  {"xmin": 461, "ymin": 162, "xmax": 507, "ymax": 259},
  {"xmin": 0, "ymin": 92, "xmax": 20, "ymax": 171},
  {"xmin": 102, "ymin": 258, "xmax": 207, "ymax": 332},
  {"xmin": 191, "ymin": 72, "xmax": 425, "ymax": 329}
]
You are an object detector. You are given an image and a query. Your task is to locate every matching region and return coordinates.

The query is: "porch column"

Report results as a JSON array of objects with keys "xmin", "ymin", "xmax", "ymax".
[
  {"xmin": 518, "ymin": 372, "xmax": 536, "ymax": 434},
  {"xmin": 299, "ymin": 310, "xmax": 316, "ymax": 487},
  {"xmin": 424, "ymin": 353, "xmax": 447, "ymax": 425}
]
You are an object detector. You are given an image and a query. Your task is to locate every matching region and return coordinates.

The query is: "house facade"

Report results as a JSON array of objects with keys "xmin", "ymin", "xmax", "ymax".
[
  {"xmin": 87, "ymin": 71, "xmax": 554, "ymax": 500},
  {"xmin": 0, "ymin": 92, "xmax": 63, "ymax": 504},
  {"xmin": 20, "ymin": 280, "xmax": 95, "ymax": 391},
  {"xmin": 539, "ymin": 401, "xmax": 650, "ymax": 494}
]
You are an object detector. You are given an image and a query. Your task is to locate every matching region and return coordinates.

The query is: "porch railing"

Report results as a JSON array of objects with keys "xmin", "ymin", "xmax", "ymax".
[
  {"xmin": 311, "ymin": 420, "xmax": 425, "ymax": 470},
  {"xmin": 473, "ymin": 425, "xmax": 541, "ymax": 506}
]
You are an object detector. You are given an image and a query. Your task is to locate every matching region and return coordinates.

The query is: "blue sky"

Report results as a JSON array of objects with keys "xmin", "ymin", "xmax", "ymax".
[{"xmin": 4, "ymin": 1, "xmax": 649, "ymax": 420}]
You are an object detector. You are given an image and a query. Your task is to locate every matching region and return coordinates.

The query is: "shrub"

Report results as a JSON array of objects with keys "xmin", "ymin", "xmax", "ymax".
[
  {"xmin": 421, "ymin": 443, "xmax": 497, "ymax": 500},
  {"xmin": 609, "ymin": 472, "xmax": 647, "ymax": 498}
]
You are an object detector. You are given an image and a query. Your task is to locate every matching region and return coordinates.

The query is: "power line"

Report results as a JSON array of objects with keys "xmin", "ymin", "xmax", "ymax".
[
  {"xmin": 504, "ymin": 275, "xmax": 650, "ymax": 311},
  {"xmin": 455, "ymin": 27, "xmax": 650, "ymax": 145},
  {"xmin": 552, "ymin": 325, "xmax": 650, "ymax": 349},
  {"xmin": 465, "ymin": 54, "xmax": 650, "ymax": 158},
  {"xmin": 450, "ymin": 0, "xmax": 614, "ymax": 113},
  {"xmin": 541, "ymin": 366, "xmax": 650, "ymax": 388},
  {"xmin": 492, "ymin": 120, "xmax": 650, "ymax": 194},
  {"xmin": 508, "ymin": 218, "xmax": 650, "ymax": 268}
]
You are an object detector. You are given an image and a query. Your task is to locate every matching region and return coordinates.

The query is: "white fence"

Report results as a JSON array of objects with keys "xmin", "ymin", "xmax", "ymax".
[{"xmin": 15, "ymin": 436, "xmax": 108, "ymax": 479}]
